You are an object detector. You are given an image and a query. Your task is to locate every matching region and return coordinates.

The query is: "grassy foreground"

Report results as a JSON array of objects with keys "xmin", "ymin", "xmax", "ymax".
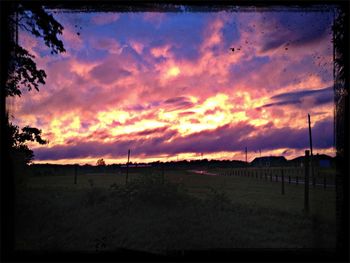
[{"xmin": 15, "ymin": 169, "xmax": 336, "ymax": 253}]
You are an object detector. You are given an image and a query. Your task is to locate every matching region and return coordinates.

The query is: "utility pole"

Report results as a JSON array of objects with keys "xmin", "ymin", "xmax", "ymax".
[
  {"xmin": 74, "ymin": 164, "xmax": 78, "ymax": 185},
  {"xmin": 245, "ymin": 147, "xmax": 248, "ymax": 164},
  {"xmin": 281, "ymin": 168, "xmax": 285, "ymax": 195},
  {"xmin": 308, "ymin": 114, "xmax": 315, "ymax": 187},
  {"xmin": 126, "ymin": 149, "xmax": 130, "ymax": 185},
  {"xmin": 304, "ymin": 150, "xmax": 310, "ymax": 213}
]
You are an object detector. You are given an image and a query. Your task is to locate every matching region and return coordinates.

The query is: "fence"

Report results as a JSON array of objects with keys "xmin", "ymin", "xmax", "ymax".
[{"xmin": 219, "ymin": 166, "xmax": 335, "ymax": 189}]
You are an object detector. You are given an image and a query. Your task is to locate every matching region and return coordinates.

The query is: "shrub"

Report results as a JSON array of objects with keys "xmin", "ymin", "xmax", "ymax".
[
  {"xmin": 109, "ymin": 174, "xmax": 189, "ymax": 207},
  {"xmin": 205, "ymin": 187, "xmax": 231, "ymax": 211},
  {"xmin": 83, "ymin": 187, "xmax": 107, "ymax": 206}
]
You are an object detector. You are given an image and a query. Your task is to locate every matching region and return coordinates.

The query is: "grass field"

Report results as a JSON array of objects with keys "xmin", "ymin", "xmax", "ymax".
[{"xmin": 15, "ymin": 168, "xmax": 336, "ymax": 253}]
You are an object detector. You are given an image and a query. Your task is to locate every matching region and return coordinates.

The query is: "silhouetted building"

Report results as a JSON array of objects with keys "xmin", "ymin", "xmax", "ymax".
[
  {"xmin": 289, "ymin": 154, "xmax": 334, "ymax": 168},
  {"xmin": 251, "ymin": 156, "xmax": 287, "ymax": 167}
]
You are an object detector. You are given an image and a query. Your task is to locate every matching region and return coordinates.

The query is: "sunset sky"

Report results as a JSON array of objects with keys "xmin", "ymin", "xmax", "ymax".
[{"xmin": 8, "ymin": 8, "xmax": 336, "ymax": 165}]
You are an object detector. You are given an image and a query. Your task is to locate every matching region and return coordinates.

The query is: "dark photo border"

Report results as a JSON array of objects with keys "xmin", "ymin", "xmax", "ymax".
[{"xmin": 1, "ymin": 1, "xmax": 348, "ymax": 262}]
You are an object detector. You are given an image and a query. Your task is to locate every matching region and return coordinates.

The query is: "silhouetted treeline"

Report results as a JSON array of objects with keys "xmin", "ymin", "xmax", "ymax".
[
  {"xmin": 28, "ymin": 155, "xmax": 335, "ymax": 177},
  {"xmin": 28, "ymin": 159, "xmax": 247, "ymax": 176}
]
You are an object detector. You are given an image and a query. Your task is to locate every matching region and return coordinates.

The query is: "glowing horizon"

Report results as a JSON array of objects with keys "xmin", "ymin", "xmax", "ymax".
[{"xmin": 8, "ymin": 9, "xmax": 336, "ymax": 165}]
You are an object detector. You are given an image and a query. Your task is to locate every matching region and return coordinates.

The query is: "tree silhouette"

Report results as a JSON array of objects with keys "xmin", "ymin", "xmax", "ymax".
[
  {"xmin": 3, "ymin": 3, "xmax": 66, "ymax": 184},
  {"xmin": 332, "ymin": 6, "xmax": 348, "ymax": 252},
  {"xmin": 96, "ymin": 159, "xmax": 106, "ymax": 166},
  {"xmin": 6, "ymin": 113, "xmax": 47, "ymax": 164},
  {"xmin": 6, "ymin": 3, "xmax": 65, "ymax": 97}
]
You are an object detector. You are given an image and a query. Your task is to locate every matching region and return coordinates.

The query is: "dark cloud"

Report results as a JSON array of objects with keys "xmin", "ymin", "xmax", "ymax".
[
  {"xmin": 244, "ymin": 119, "xmax": 333, "ymax": 151},
  {"xmin": 123, "ymin": 100, "xmax": 162, "ymax": 112},
  {"xmin": 164, "ymin": 96, "xmax": 188, "ymax": 104},
  {"xmin": 134, "ymin": 127, "xmax": 169, "ymax": 137},
  {"xmin": 33, "ymin": 118, "xmax": 333, "ymax": 161},
  {"xmin": 178, "ymin": 111, "xmax": 196, "ymax": 117},
  {"xmin": 262, "ymin": 100, "xmax": 300, "ymax": 108},
  {"xmin": 119, "ymin": 112, "xmax": 157, "ymax": 127},
  {"xmin": 261, "ymin": 86, "xmax": 333, "ymax": 108},
  {"xmin": 89, "ymin": 62, "xmax": 132, "ymax": 84},
  {"xmin": 230, "ymin": 56, "xmax": 270, "ymax": 76},
  {"xmin": 33, "ymin": 123, "xmax": 254, "ymax": 159},
  {"xmin": 163, "ymin": 96, "xmax": 194, "ymax": 111},
  {"xmin": 19, "ymin": 87, "xmax": 80, "ymax": 116},
  {"xmin": 259, "ymin": 12, "xmax": 333, "ymax": 53},
  {"xmin": 33, "ymin": 129, "xmax": 178, "ymax": 160}
]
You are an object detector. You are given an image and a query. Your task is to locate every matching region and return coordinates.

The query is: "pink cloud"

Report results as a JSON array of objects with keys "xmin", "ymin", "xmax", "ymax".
[{"xmin": 12, "ymin": 11, "xmax": 335, "ymax": 164}]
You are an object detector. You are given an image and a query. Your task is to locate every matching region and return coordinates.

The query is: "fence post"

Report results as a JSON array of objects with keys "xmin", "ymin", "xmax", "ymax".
[
  {"xmin": 126, "ymin": 149, "xmax": 130, "ymax": 185},
  {"xmin": 74, "ymin": 164, "xmax": 78, "ymax": 185},
  {"xmin": 288, "ymin": 175, "xmax": 291, "ymax": 184},
  {"xmin": 281, "ymin": 169, "xmax": 285, "ymax": 195},
  {"xmin": 304, "ymin": 150, "xmax": 310, "ymax": 213}
]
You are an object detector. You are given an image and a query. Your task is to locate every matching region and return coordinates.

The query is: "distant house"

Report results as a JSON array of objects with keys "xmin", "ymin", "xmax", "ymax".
[
  {"xmin": 319, "ymin": 159, "xmax": 331, "ymax": 168},
  {"xmin": 289, "ymin": 154, "xmax": 334, "ymax": 168},
  {"xmin": 289, "ymin": 156, "xmax": 305, "ymax": 167},
  {"xmin": 251, "ymin": 156, "xmax": 287, "ymax": 167},
  {"xmin": 315, "ymin": 154, "xmax": 334, "ymax": 168}
]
